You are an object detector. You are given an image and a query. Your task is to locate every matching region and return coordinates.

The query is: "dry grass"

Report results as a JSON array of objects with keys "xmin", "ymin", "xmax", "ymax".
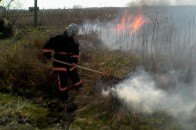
[
  {"xmin": 0, "ymin": 35, "xmax": 57, "ymax": 98},
  {"xmin": 0, "ymin": 7, "xmax": 186, "ymax": 129}
]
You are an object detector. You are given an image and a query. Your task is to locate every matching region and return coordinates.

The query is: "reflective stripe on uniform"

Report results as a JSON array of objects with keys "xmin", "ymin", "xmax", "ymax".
[
  {"xmin": 42, "ymin": 49, "xmax": 53, "ymax": 52},
  {"xmin": 71, "ymin": 55, "xmax": 80, "ymax": 58},
  {"xmin": 59, "ymin": 86, "xmax": 69, "ymax": 91},
  {"xmin": 55, "ymin": 52, "xmax": 68, "ymax": 54},
  {"xmin": 69, "ymin": 65, "xmax": 77, "ymax": 71},
  {"xmin": 74, "ymin": 80, "xmax": 83, "ymax": 86},
  {"xmin": 53, "ymin": 67, "xmax": 67, "ymax": 72},
  {"xmin": 57, "ymin": 74, "xmax": 69, "ymax": 92}
]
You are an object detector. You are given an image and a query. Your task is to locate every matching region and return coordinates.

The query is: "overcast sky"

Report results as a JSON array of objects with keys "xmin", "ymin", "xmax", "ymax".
[
  {"xmin": 3, "ymin": 0, "xmax": 196, "ymax": 9},
  {"xmin": 21, "ymin": 0, "xmax": 131, "ymax": 9}
]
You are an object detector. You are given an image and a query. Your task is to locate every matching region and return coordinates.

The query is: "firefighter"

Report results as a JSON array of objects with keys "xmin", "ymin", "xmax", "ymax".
[{"xmin": 42, "ymin": 23, "xmax": 83, "ymax": 103}]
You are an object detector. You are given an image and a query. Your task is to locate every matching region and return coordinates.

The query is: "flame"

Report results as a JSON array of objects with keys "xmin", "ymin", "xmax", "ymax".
[
  {"xmin": 115, "ymin": 11, "xmax": 132, "ymax": 31},
  {"xmin": 114, "ymin": 11, "xmax": 146, "ymax": 33},
  {"xmin": 130, "ymin": 14, "xmax": 146, "ymax": 33}
]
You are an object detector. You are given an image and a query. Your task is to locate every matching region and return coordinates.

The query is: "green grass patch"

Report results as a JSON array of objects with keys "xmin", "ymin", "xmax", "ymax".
[{"xmin": 0, "ymin": 93, "xmax": 54, "ymax": 129}]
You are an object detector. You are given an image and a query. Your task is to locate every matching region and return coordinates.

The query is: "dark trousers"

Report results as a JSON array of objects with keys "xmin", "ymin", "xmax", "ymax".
[{"xmin": 56, "ymin": 69, "xmax": 83, "ymax": 101}]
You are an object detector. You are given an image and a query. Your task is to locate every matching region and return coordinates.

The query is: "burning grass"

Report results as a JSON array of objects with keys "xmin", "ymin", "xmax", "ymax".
[
  {"xmin": 0, "ymin": 27, "xmax": 182, "ymax": 129},
  {"xmin": 1, "ymin": 6, "xmax": 193, "ymax": 129}
]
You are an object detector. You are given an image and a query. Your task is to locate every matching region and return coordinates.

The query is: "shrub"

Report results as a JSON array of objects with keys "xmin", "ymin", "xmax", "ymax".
[{"xmin": 0, "ymin": 38, "xmax": 57, "ymax": 99}]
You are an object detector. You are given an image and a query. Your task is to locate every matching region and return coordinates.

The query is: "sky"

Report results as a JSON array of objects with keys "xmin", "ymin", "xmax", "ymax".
[
  {"xmin": 0, "ymin": 0, "xmax": 196, "ymax": 9},
  {"xmin": 21, "ymin": 0, "xmax": 131, "ymax": 9},
  {"xmin": 18, "ymin": 0, "xmax": 196, "ymax": 9}
]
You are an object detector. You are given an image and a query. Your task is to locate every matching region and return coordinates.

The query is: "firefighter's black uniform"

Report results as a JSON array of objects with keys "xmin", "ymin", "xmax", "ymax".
[{"xmin": 42, "ymin": 32, "xmax": 83, "ymax": 101}]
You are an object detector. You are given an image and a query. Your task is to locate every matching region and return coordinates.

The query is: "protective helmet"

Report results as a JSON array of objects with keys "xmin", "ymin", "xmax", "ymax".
[{"xmin": 65, "ymin": 23, "xmax": 83, "ymax": 36}]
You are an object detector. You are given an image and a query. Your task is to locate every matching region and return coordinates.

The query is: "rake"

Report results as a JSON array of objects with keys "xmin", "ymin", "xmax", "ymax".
[{"xmin": 51, "ymin": 58, "xmax": 122, "ymax": 81}]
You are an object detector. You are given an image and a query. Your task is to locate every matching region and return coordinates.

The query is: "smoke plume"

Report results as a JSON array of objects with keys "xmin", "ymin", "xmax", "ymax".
[
  {"xmin": 104, "ymin": 68, "xmax": 196, "ymax": 129},
  {"xmin": 127, "ymin": 0, "xmax": 196, "ymax": 6},
  {"xmin": 95, "ymin": 4, "xmax": 196, "ymax": 129}
]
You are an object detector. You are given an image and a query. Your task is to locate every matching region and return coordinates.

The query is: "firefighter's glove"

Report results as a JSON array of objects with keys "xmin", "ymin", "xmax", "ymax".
[
  {"xmin": 72, "ymin": 63, "xmax": 77, "ymax": 66},
  {"xmin": 71, "ymin": 58, "xmax": 78, "ymax": 64},
  {"xmin": 41, "ymin": 55, "xmax": 52, "ymax": 63},
  {"xmin": 44, "ymin": 53, "xmax": 52, "ymax": 59}
]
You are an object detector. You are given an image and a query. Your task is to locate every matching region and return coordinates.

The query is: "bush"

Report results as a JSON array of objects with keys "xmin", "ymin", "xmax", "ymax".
[
  {"xmin": 0, "ymin": 38, "xmax": 57, "ymax": 99},
  {"xmin": 0, "ymin": 18, "xmax": 15, "ymax": 38}
]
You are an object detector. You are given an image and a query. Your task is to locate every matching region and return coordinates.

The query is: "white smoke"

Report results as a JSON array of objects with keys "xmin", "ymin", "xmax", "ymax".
[
  {"xmin": 95, "ymin": 3, "xmax": 196, "ymax": 130},
  {"xmin": 103, "ymin": 68, "xmax": 196, "ymax": 129},
  {"xmin": 127, "ymin": 0, "xmax": 196, "ymax": 6},
  {"xmin": 116, "ymin": 70, "xmax": 166, "ymax": 114}
]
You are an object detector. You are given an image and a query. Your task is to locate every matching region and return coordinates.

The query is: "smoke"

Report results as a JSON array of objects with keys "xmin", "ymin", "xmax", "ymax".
[
  {"xmin": 127, "ymin": 0, "xmax": 196, "ymax": 6},
  {"xmin": 94, "ymin": 3, "xmax": 196, "ymax": 130},
  {"xmin": 175, "ymin": 0, "xmax": 196, "ymax": 5},
  {"xmin": 127, "ymin": 0, "xmax": 171, "ymax": 6},
  {"xmin": 104, "ymin": 67, "xmax": 196, "ymax": 129}
]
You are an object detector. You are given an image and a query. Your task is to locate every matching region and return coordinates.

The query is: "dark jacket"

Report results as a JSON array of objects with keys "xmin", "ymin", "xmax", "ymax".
[{"xmin": 42, "ymin": 33, "xmax": 80, "ymax": 72}]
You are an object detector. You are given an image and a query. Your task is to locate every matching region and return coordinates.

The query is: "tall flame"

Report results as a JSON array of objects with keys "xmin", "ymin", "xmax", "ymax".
[
  {"xmin": 115, "ymin": 11, "xmax": 132, "ymax": 31},
  {"xmin": 114, "ymin": 10, "xmax": 146, "ymax": 33},
  {"xmin": 130, "ymin": 14, "xmax": 145, "ymax": 33}
]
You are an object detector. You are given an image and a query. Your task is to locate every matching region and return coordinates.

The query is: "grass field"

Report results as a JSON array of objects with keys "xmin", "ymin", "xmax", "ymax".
[{"xmin": 0, "ymin": 6, "xmax": 196, "ymax": 130}]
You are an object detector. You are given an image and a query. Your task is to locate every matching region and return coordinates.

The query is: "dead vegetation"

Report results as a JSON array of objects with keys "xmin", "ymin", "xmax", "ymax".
[
  {"xmin": 0, "ymin": 7, "xmax": 185, "ymax": 130},
  {"xmin": 0, "ymin": 18, "xmax": 14, "ymax": 38}
]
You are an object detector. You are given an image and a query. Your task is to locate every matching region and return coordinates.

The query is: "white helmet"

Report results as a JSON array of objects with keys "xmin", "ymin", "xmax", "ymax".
[{"xmin": 65, "ymin": 23, "xmax": 83, "ymax": 36}]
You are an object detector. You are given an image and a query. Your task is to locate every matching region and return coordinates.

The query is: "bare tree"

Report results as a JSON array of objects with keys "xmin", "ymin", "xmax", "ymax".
[
  {"xmin": 0, "ymin": 0, "xmax": 22, "ymax": 19},
  {"xmin": 0, "ymin": 0, "xmax": 22, "ymax": 38},
  {"xmin": 71, "ymin": 5, "xmax": 84, "ymax": 23}
]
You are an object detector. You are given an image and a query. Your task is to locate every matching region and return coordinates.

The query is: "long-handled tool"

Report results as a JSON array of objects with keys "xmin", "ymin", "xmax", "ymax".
[{"xmin": 51, "ymin": 58, "xmax": 122, "ymax": 81}]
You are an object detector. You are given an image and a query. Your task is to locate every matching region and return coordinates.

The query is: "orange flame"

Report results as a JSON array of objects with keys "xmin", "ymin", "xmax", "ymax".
[
  {"xmin": 115, "ymin": 11, "xmax": 132, "ymax": 31},
  {"xmin": 114, "ymin": 11, "xmax": 146, "ymax": 33},
  {"xmin": 130, "ymin": 14, "xmax": 145, "ymax": 33}
]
